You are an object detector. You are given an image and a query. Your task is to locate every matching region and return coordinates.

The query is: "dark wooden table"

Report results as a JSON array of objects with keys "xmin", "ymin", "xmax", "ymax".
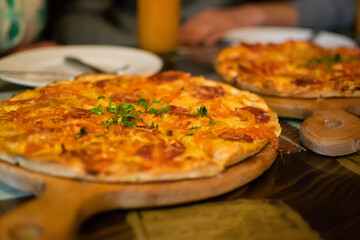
[{"xmin": 0, "ymin": 46, "xmax": 359, "ymax": 240}]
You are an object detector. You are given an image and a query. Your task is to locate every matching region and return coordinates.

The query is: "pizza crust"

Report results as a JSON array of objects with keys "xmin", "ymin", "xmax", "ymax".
[
  {"xmin": 0, "ymin": 141, "xmax": 274, "ymax": 183},
  {"xmin": 234, "ymin": 81, "xmax": 360, "ymax": 98},
  {"xmin": 0, "ymin": 152, "xmax": 221, "ymax": 183},
  {"xmin": 224, "ymin": 139, "xmax": 268, "ymax": 167}
]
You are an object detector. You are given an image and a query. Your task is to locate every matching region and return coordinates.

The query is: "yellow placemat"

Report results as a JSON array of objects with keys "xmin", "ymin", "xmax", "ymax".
[{"xmin": 127, "ymin": 199, "xmax": 321, "ymax": 240}]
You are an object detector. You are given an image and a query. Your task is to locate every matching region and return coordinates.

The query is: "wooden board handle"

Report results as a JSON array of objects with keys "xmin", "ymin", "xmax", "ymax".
[
  {"xmin": 0, "ymin": 186, "xmax": 85, "ymax": 240},
  {"xmin": 300, "ymin": 109, "xmax": 360, "ymax": 156},
  {"xmin": 0, "ymin": 144, "xmax": 278, "ymax": 239}
]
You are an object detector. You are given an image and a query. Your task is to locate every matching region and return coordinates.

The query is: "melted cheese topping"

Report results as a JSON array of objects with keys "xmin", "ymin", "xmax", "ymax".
[{"xmin": 0, "ymin": 71, "xmax": 280, "ymax": 181}]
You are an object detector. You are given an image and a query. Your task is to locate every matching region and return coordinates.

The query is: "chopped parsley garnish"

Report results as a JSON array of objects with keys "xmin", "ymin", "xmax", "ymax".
[
  {"xmin": 123, "ymin": 112, "xmax": 138, "ymax": 119},
  {"xmin": 106, "ymin": 105, "xmax": 118, "ymax": 114},
  {"xmin": 97, "ymin": 96, "xmax": 105, "ymax": 100},
  {"xmin": 209, "ymin": 120, "xmax": 216, "ymax": 125},
  {"xmin": 329, "ymin": 53, "xmax": 341, "ymax": 64},
  {"xmin": 95, "ymin": 134, "xmax": 104, "ymax": 138},
  {"xmin": 122, "ymin": 121, "xmax": 137, "ymax": 127},
  {"xmin": 147, "ymin": 103, "xmax": 169, "ymax": 121},
  {"xmin": 94, "ymin": 97, "xmax": 139, "ymax": 128},
  {"xmin": 151, "ymin": 122, "xmax": 159, "ymax": 129},
  {"xmin": 75, "ymin": 127, "xmax": 87, "ymax": 139},
  {"xmin": 151, "ymin": 99, "xmax": 162, "ymax": 104},
  {"xmin": 109, "ymin": 96, "xmax": 114, "ymax": 106},
  {"xmin": 90, "ymin": 97, "xmax": 168, "ymax": 130},
  {"xmin": 90, "ymin": 105, "xmax": 103, "ymax": 115},
  {"xmin": 136, "ymin": 98, "xmax": 163, "ymax": 110},
  {"xmin": 119, "ymin": 103, "xmax": 135, "ymax": 110},
  {"xmin": 108, "ymin": 103, "xmax": 138, "ymax": 127},
  {"xmin": 189, "ymin": 126, "xmax": 202, "ymax": 130},
  {"xmin": 306, "ymin": 60, "xmax": 313, "ymax": 67},
  {"xmin": 310, "ymin": 53, "xmax": 343, "ymax": 66},
  {"xmin": 148, "ymin": 108, "xmax": 158, "ymax": 114},
  {"xmin": 185, "ymin": 133, "xmax": 194, "ymax": 136},
  {"xmin": 195, "ymin": 106, "xmax": 207, "ymax": 116},
  {"xmin": 137, "ymin": 98, "xmax": 149, "ymax": 108},
  {"xmin": 167, "ymin": 130, "xmax": 172, "ymax": 136},
  {"xmin": 161, "ymin": 104, "xmax": 170, "ymax": 113}
]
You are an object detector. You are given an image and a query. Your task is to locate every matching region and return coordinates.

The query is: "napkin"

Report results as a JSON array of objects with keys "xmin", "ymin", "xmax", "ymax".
[{"xmin": 127, "ymin": 199, "xmax": 322, "ymax": 240}]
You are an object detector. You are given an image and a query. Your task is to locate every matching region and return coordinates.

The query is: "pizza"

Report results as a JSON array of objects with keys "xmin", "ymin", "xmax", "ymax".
[
  {"xmin": 0, "ymin": 71, "xmax": 280, "ymax": 182},
  {"xmin": 216, "ymin": 40, "xmax": 360, "ymax": 98}
]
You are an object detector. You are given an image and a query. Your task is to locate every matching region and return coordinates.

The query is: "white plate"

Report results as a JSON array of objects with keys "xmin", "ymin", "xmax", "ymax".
[
  {"xmin": 0, "ymin": 45, "xmax": 163, "ymax": 87},
  {"xmin": 223, "ymin": 27, "xmax": 357, "ymax": 48}
]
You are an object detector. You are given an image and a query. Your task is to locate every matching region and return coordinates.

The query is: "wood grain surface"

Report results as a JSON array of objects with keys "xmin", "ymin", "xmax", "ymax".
[
  {"xmin": 0, "ymin": 144, "xmax": 277, "ymax": 240},
  {"xmin": 263, "ymin": 97, "xmax": 360, "ymax": 156},
  {"xmin": 1, "ymin": 121, "xmax": 359, "ymax": 240},
  {"xmin": 76, "ymin": 121, "xmax": 360, "ymax": 240}
]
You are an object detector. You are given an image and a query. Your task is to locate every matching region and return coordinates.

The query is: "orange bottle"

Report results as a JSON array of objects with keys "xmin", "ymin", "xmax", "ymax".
[{"xmin": 137, "ymin": 0, "xmax": 180, "ymax": 54}]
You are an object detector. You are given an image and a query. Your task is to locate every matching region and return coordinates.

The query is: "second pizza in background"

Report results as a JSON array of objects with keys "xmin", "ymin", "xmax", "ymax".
[{"xmin": 216, "ymin": 40, "xmax": 360, "ymax": 98}]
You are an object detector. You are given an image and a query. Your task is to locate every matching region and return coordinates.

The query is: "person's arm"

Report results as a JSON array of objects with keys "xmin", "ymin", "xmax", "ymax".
[
  {"xmin": 292, "ymin": 0, "xmax": 356, "ymax": 32},
  {"xmin": 52, "ymin": 0, "xmax": 137, "ymax": 46},
  {"xmin": 180, "ymin": 2, "xmax": 298, "ymax": 46},
  {"xmin": 180, "ymin": 0, "xmax": 357, "ymax": 46}
]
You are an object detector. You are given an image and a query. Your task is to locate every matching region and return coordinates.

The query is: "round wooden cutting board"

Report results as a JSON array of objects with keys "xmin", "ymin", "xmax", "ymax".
[
  {"xmin": 0, "ymin": 144, "xmax": 277, "ymax": 240},
  {"xmin": 263, "ymin": 96, "xmax": 360, "ymax": 156}
]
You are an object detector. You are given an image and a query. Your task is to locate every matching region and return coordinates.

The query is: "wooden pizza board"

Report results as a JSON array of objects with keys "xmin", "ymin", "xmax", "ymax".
[
  {"xmin": 0, "ymin": 144, "xmax": 277, "ymax": 240},
  {"xmin": 263, "ymin": 96, "xmax": 360, "ymax": 156}
]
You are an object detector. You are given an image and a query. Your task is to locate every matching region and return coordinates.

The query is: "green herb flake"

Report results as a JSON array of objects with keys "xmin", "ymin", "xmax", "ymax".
[
  {"xmin": 95, "ymin": 134, "xmax": 104, "ymax": 138},
  {"xmin": 189, "ymin": 126, "xmax": 202, "ymax": 130},
  {"xmin": 75, "ymin": 127, "xmax": 87, "ymax": 139},
  {"xmin": 329, "ymin": 53, "xmax": 341, "ymax": 64},
  {"xmin": 90, "ymin": 105, "xmax": 103, "ymax": 115},
  {"xmin": 97, "ymin": 96, "xmax": 105, "ymax": 100},
  {"xmin": 316, "ymin": 57, "xmax": 324, "ymax": 64},
  {"xmin": 119, "ymin": 103, "xmax": 131, "ymax": 109},
  {"xmin": 106, "ymin": 105, "xmax": 117, "ymax": 114},
  {"xmin": 195, "ymin": 106, "xmax": 207, "ymax": 116},
  {"xmin": 109, "ymin": 96, "xmax": 114, "ymax": 106},
  {"xmin": 148, "ymin": 108, "xmax": 158, "ymax": 114},
  {"xmin": 137, "ymin": 98, "xmax": 149, "ymax": 108},
  {"xmin": 185, "ymin": 133, "xmax": 194, "ymax": 136},
  {"xmin": 123, "ymin": 113, "xmax": 138, "ymax": 119},
  {"xmin": 314, "ymin": 53, "xmax": 342, "ymax": 66},
  {"xmin": 117, "ymin": 115, "xmax": 123, "ymax": 123},
  {"xmin": 150, "ymin": 122, "xmax": 159, "ymax": 129},
  {"xmin": 161, "ymin": 104, "xmax": 170, "ymax": 113},
  {"xmin": 151, "ymin": 99, "xmax": 162, "ymax": 104},
  {"xmin": 167, "ymin": 131, "xmax": 172, "ymax": 136},
  {"xmin": 209, "ymin": 120, "xmax": 216, "ymax": 125},
  {"xmin": 306, "ymin": 60, "xmax": 313, "ymax": 67},
  {"xmin": 122, "ymin": 121, "xmax": 136, "ymax": 127}
]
